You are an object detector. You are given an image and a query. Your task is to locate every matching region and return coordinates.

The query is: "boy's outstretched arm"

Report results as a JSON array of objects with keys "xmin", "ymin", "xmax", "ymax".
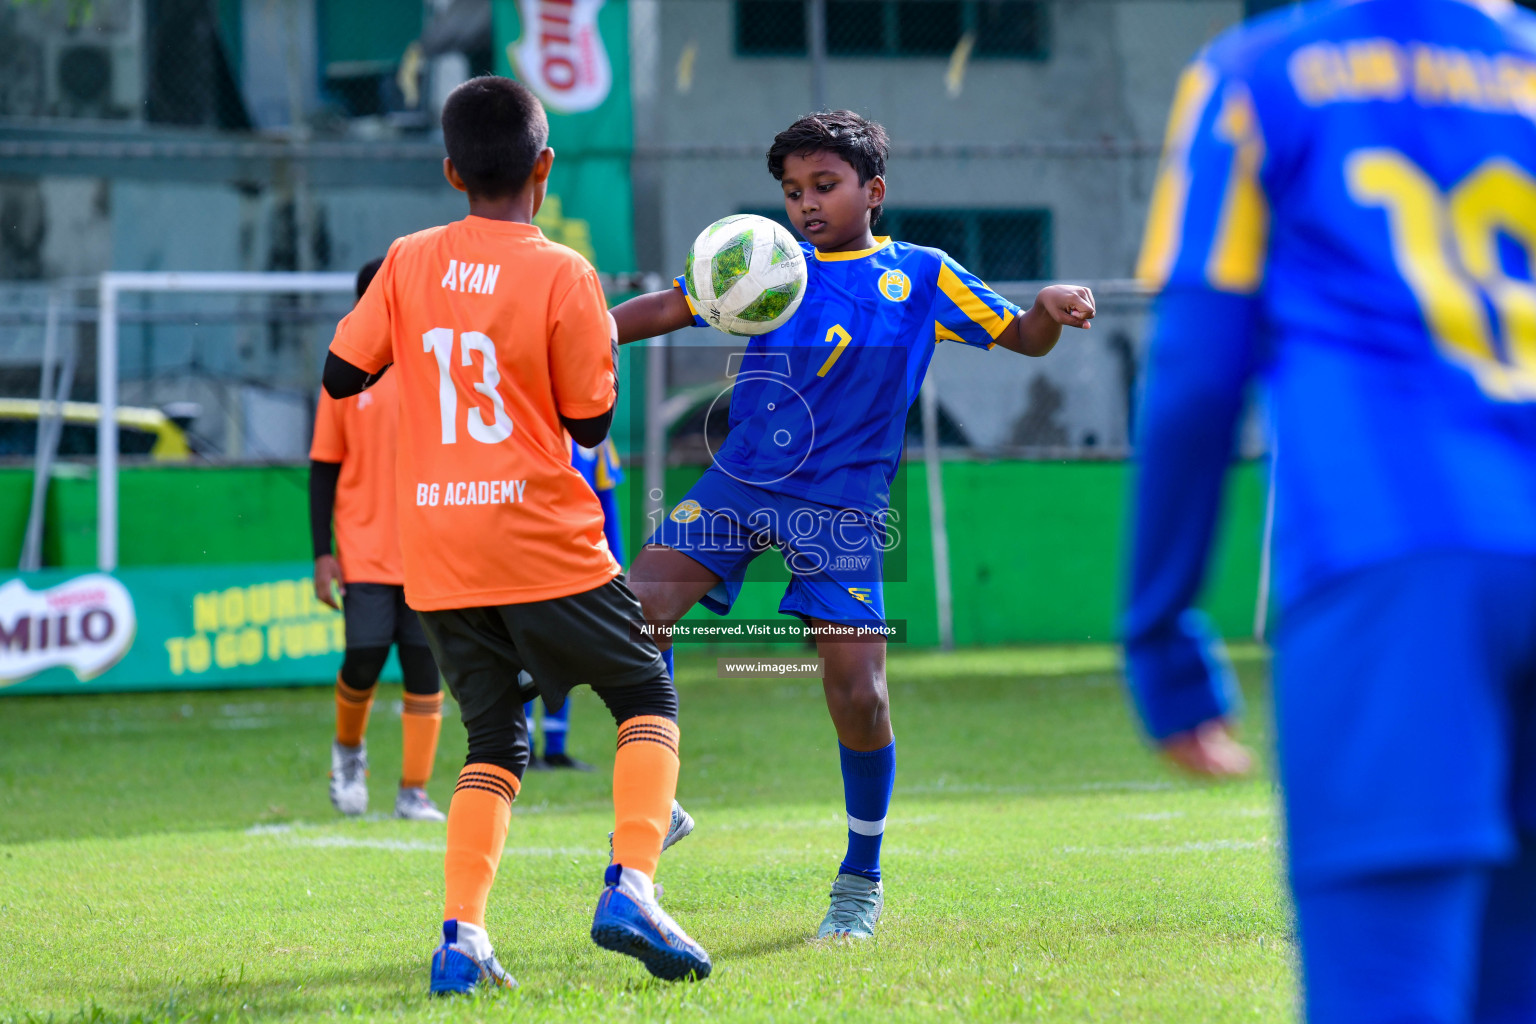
[
  {"xmin": 994, "ymin": 284, "xmax": 1096, "ymax": 357},
  {"xmin": 612, "ymin": 287, "xmax": 696, "ymax": 345}
]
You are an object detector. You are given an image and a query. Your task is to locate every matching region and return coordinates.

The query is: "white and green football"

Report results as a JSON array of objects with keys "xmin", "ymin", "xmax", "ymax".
[{"xmin": 683, "ymin": 214, "xmax": 808, "ymax": 336}]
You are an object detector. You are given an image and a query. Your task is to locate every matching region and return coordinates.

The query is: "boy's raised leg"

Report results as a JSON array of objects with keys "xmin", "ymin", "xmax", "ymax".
[
  {"xmin": 432, "ymin": 762, "xmax": 521, "ymax": 993},
  {"xmin": 590, "ymin": 677, "xmax": 712, "ymax": 981},
  {"xmin": 628, "ymin": 544, "xmax": 725, "ymax": 656}
]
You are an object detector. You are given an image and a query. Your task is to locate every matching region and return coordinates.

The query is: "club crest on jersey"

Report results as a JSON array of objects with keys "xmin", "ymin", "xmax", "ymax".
[
  {"xmin": 848, "ymin": 586, "xmax": 873, "ymax": 603},
  {"xmin": 878, "ymin": 270, "xmax": 911, "ymax": 303},
  {"xmin": 670, "ymin": 500, "xmax": 702, "ymax": 524}
]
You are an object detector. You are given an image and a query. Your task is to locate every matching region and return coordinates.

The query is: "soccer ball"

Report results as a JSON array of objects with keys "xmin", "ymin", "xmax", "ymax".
[{"xmin": 683, "ymin": 214, "xmax": 808, "ymax": 336}]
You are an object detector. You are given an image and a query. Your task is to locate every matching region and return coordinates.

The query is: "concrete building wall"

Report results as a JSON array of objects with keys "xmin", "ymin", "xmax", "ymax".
[
  {"xmin": 0, "ymin": 0, "xmax": 1246, "ymax": 457},
  {"xmin": 646, "ymin": 0, "xmax": 1241, "ymax": 280},
  {"xmin": 643, "ymin": 0, "xmax": 1242, "ymax": 453}
]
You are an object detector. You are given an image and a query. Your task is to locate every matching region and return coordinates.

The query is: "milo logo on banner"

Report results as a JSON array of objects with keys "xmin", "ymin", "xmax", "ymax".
[
  {"xmin": 0, "ymin": 575, "xmax": 136, "ymax": 685},
  {"xmin": 507, "ymin": 0, "xmax": 612, "ymax": 113}
]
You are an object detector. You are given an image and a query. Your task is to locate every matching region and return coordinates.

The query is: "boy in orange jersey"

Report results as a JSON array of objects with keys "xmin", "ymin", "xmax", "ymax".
[
  {"xmin": 311, "ymin": 257, "xmax": 445, "ymax": 823},
  {"xmin": 321, "ymin": 76, "xmax": 710, "ymax": 992}
]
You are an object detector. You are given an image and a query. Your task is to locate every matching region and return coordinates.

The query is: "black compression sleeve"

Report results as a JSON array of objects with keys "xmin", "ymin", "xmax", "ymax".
[
  {"xmin": 323, "ymin": 352, "xmax": 380, "ymax": 399},
  {"xmin": 398, "ymin": 644, "xmax": 442, "ymax": 696},
  {"xmin": 560, "ymin": 408, "xmax": 615, "ymax": 448},
  {"xmin": 592, "ymin": 674, "xmax": 679, "ymax": 724},
  {"xmin": 559, "ymin": 334, "xmax": 619, "ymax": 448},
  {"xmin": 309, "ymin": 460, "xmax": 341, "ymax": 559},
  {"xmin": 339, "ymin": 646, "xmax": 389, "ymax": 691}
]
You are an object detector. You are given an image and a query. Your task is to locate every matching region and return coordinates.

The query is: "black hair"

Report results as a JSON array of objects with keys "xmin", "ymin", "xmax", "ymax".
[
  {"xmin": 355, "ymin": 256, "xmax": 384, "ymax": 301},
  {"xmin": 767, "ymin": 110, "xmax": 890, "ymax": 223},
  {"xmin": 440, "ymin": 76, "xmax": 549, "ymax": 199}
]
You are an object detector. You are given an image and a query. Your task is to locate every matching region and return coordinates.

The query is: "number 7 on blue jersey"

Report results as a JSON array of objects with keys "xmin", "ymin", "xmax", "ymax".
[{"xmin": 817, "ymin": 324, "xmax": 852, "ymax": 377}]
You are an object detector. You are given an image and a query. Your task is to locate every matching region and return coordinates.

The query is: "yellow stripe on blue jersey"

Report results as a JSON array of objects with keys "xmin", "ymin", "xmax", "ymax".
[
  {"xmin": 814, "ymin": 237, "xmax": 893, "ymax": 261},
  {"xmin": 936, "ymin": 262, "xmax": 1016, "ymax": 340},
  {"xmin": 594, "ymin": 438, "xmax": 622, "ymax": 491},
  {"xmin": 1205, "ymin": 82, "xmax": 1270, "ymax": 293},
  {"xmin": 571, "ymin": 437, "xmax": 623, "ymax": 493},
  {"xmin": 1135, "ymin": 61, "xmax": 1219, "ymax": 290}
]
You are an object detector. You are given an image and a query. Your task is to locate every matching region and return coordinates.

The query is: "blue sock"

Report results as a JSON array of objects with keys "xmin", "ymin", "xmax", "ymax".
[
  {"xmin": 542, "ymin": 698, "xmax": 569, "ymax": 757},
  {"xmin": 838, "ymin": 741, "xmax": 895, "ymax": 881},
  {"xmin": 522, "ymin": 700, "xmax": 538, "ymax": 759},
  {"xmin": 661, "ymin": 647, "xmax": 674, "ymax": 681}
]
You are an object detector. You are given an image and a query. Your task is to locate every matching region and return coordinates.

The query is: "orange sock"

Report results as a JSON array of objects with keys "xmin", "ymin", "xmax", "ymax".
[
  {"xmin": 334, "ymin": 674, "xmax": 374, "ymax": 747},
  {"xmin": 400, "ymin": 691, "xmax": 443, "ymax": 788},
  {"xmin": 611, "ymin": 716, "xmax": 680, "ymax": 880},
  {"xmin": 443, "ymin": 763, "xmax": 519, "ymax": 927}
]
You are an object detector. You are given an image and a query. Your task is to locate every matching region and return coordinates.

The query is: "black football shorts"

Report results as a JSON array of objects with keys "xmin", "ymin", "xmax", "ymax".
[
  {"xmin": 416, "ymin": 575, "xmax": 666, "ymax": 724},
  {"xmin": 342, "ymin": 582, "xmax": 429, "ymax": 649}
]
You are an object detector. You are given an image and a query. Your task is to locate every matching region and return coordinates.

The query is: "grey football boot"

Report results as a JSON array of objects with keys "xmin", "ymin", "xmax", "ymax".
[
  {"xmin": 395, "ymin": 786, "xmax": 446, "ymax": 822},
  {"xmin": 329, "ymin": 739, "xmax": 368, "ymax": 816},
  {"xmin": 609, "ymin": 800, "xmax": 696, "ymax": 858},
  {"xmin": 816, "ymin": 873, "xmax": 884, "ymax": 939},
  {"xmin": 662, "ymin": 800, "xmax": 696, "ymax": 851}
]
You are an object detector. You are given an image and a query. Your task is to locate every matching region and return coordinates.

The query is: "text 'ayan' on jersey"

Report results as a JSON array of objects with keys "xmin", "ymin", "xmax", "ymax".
[
  {"xmin": 328, "ymin": 216, "xmax": 620, "ymax": 611},
  {"xmin": 674, "ymin": 237, "xmax": 1022, "ymax": 513}
]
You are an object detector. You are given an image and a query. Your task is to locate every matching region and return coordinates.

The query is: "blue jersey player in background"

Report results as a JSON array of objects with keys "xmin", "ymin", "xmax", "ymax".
[
  {"xmin": 611, "ymin": 111, "xmax": 1094, "ymax": 939},
  {"xmin": 523, "ymin": 437, "xmax": 627, "ymax": 773},
  {"xmin": 1125, "ymin": 1, "xmax": 1536, "ymax": 1020}
]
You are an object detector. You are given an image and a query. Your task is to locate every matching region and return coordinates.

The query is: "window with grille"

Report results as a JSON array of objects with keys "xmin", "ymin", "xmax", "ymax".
[
  {"xmin": 736, "ymin": 0, "xmax": 808, "ymax": 56},
  {"xmin": 741, "ymin": 207, "xmax": 1052, "ymax": 280},
  {"xmin": 736, "ymin": 1, "xmax": 1047, "ymax": 60}
]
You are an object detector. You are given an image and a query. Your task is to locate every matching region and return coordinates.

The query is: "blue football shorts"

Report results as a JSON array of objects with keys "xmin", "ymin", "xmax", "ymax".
[
  {"xmin": 647, "ymin": 467, "xmax": 888, "ymax": 627},
  {"xmin": 1274, "ymin": 550, "xmax": 1536, "ymax": 892}
]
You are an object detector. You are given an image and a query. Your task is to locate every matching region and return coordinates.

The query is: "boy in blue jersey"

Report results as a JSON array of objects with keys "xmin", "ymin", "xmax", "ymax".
[
  {"xmin": 525, "ymin": 438, "xmax": 626, "ymax": 772},
  {"xmin": 1124, "ymin": 1, "xmax": 1536, "ymax": 1020},
  {"xmin": 611, "ymin": 111, "xmax": 1094, "ymax": 939}
]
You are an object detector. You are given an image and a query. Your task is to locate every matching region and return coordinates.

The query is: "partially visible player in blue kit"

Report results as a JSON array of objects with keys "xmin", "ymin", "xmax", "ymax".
[
  {"xmin": 610, "ymin": 110, "xmax": 1094, "ymax": 939},
  {"xmin": 1124, "ymin": 2, "xmax": 1536, "ymax": 1020},
  {"xmin": 525, "ymin": 437, "xmax": 626, "ymax": 772}
]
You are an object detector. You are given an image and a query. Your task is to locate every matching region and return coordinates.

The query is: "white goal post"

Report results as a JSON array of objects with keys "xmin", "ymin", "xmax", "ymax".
[{"xmin": 95, "ymin": 272, "xmax": 356, "ymax": 571}]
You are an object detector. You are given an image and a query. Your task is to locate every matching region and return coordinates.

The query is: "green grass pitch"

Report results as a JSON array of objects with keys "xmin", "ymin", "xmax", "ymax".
[{"xmin": 0, "ymin": 646, "xmax": 1292, "ymax": 1023}]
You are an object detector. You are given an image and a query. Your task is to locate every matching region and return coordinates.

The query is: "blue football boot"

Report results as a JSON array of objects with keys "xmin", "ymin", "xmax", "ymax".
[
  {"xmin": 429, "ymin": 919, "xmax": 517, "ymax": 995},
  {"xmin": 590, "ymin": 864, "xmax": 712, "ymax": 981}
]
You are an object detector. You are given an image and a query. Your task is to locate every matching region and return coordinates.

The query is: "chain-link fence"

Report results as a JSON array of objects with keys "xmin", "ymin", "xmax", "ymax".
[
  {"xmin": 0, "ymin": 281, "xmax": 353, "ymax": 462},
  {"xmin": 736, "ymin": 0, "xmax": 1048, "ymax": 59},
  {"xmin": 0, "ymin": 0, "xmax": 1282, "ymax": 472}
]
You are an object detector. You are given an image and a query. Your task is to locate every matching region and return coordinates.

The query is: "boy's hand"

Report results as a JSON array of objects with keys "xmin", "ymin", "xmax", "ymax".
[
  {"xmin": 1159, "ymin": 719, "xmax": 1254, "ymax": 777},
  {"xmin": 314, "ymin": 555, "xmax": 345, "ymax": 610},
  {"xmin": 1001, "ymin": 284, "xmax": 1096, "ymax": 356},
  {"xmin": 1035, "ymin": 284, "xmax": 1096, "ymax": 329}
]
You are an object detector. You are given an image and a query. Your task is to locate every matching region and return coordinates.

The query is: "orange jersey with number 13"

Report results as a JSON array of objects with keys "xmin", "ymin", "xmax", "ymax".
[{"xmin": 328, "ymin": 216, "xmax": 619, "ymax": 611}]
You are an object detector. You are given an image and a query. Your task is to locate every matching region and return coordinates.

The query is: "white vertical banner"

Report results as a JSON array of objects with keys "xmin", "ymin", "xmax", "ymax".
[{"xmin": 507, "ymin": 0, "xmax": 613, "ymax": 114}]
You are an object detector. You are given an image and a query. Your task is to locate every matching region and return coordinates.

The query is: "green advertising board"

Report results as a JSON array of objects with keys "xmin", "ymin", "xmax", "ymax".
[
  {"xmin": 0, "ymin": 564, "xmax": 368, "ymax": 696},
  {"xmin": 492, "ymin": 0, "xmax": 635, "ymax": 275},
  {"xmin": 491, "ymin": 0, "xmax": 640, "ymax": 453}
]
